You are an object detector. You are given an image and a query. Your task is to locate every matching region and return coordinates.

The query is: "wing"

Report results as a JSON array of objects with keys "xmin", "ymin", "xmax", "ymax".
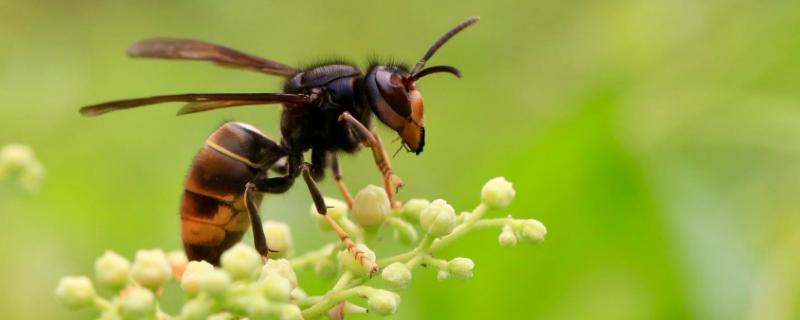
[
  {"xmin": 127, "ymin": 38, "xmax": 298, "ymax": 77},
  {"xmin": 80, "ymin": 93, "xmax": 311, "ymax": 117}
]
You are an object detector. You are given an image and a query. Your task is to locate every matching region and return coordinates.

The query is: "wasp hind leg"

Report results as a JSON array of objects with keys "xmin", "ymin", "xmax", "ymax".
[
  {"xmin": 301, "ymin": 163, "xmax": 378, "ymax": 274},
  {"xmin": 244, "ymin": 182, "xmax": 279, "ymax": 263}
]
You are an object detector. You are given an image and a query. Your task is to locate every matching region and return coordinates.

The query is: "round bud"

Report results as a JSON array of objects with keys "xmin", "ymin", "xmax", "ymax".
[
  {"xmin": 199, "ymin": 269, "xmax": 231, "ymax": 296},
  {"xmin": 314, "ymin": 257, "xmax": 338, "ymax": 279},
  {"xmin": 181, "ymin": 261, "xmax": 214, "ymax": 296},
  {"xmin": 130, "ymin": 249, "xmax": 172, "ymax": 291},
  {"xmin": 447, "ymin": 257, "xmax": 475, "ymax": 280},
  {"xmin": 401, "ymin": 199, "xmax": 430, "ymax": 221},
  {"xmin": 221, "ymin": 244, "xmax": 261, "ymax": 280},
  {"xmin": 381, "ymin": 262, "xmax": 412, "ymax": 290},
  {"xmin": 498, "ymin": 225, "xmax": 518, "ymax": 247},
  {"xmin": 420, "ymin": 199, "xmax": 456, "ymax": 237},
  {"xmin": 517, "ymin": 219, "xmax": 547, "ymax": 243},
  {"xmin": 94, "ymin": 250, "xmax": 130, "ymax": 288},
  {"xmin": 309, "ymin": 197, "xmax": 348, "ymax": 230},
  {"xmin": 351, "ymin": 185, "xmax": 391, "ymax": 228},
  {"xmin": 180, "ymin": 298, "xmax": 214, "ymax": 320},
  {"xmin": 261, "ymin": 258, "xmax": 298, "ymax": 288},
  {"xmin": 281, "ymin": 304, "xmax": 303, "ymax": 320},
  {"xmin": 120, "ymin": 287, "xmax": 155, "ymax": 318},
  {"xmin": 262, "ymin": 221, "xmax": 293, "ymax": 258},
  {"xmin": 54, "ymin": 276, "xmax": 96, "ymax": 310},
  {"xmin": 166, "ymin": 250, "xmax": 189, "ymax": 279},
  {"xmin": 260, "ymin": 274, "xmax": 291, "ymax": 302},
  {"xmin": 481, "ymin": 177, "xmax": 516, "ymax": 209},
  {"xmin": 436, "ymin": 269, "xmax": 450, "ymax": 281},
  {"xmin": 366, "ymin": 289, "xmax": 400, "ymax": 316},
  {"xmin": 337, "ymin": 243, "xmax": 376, "ymax": 277}
]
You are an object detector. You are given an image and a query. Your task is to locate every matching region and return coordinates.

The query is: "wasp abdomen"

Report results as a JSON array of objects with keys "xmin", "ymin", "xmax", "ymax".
[{"xmin": 181, "ymin": 122, "xmax": 283, "ymax": 265}]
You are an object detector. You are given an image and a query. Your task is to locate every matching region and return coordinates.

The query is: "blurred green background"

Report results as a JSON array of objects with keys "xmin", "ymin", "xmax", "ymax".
[{"xmin": 2, "ymin": 0, "xmax": 800, "ymax": 319}]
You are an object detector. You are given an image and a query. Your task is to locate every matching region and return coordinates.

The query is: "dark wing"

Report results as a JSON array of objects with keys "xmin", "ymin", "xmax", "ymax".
[
  {"xmin": 127, "ymin": 38, "xmax": 298, "ymax": 77},
  {"xmin": 80, "ymin": 93, "xmax": 311, "ymax": 117}
]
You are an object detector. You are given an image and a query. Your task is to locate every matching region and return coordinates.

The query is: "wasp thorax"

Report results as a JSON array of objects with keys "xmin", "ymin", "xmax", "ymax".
[{"xmin": 365, "ymin": 66, "xmax": 426, "ymax": 154}]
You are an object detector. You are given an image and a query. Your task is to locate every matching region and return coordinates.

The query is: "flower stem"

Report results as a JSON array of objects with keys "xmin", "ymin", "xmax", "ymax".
[{"xmin": 301, "ymin": 286, "xmax": 372, "ymax": 319}]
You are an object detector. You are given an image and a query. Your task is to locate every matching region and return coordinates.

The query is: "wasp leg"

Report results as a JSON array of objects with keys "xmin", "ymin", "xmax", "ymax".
[
  {"xmin": 244, "ymin": 182, "xmax": 270, "ymax": 262},
  {"xmin": 301, "ymin": 163, "xmax": 379, "ymax": 274},
  {"xmin": 338, "ymin": 112, "xmax": 403, "ymax": 208},
  {"xmin": 310, "ymin": 147, "xmax": 327, "ymax": 182},
  {"xmin": 330, "ymin": 153, "xmax": 354, "ymax": 208}
]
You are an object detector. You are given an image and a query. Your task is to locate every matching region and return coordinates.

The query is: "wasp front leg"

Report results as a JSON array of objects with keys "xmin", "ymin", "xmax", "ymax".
[
  {"xmin": 338, "ymin": 112, "xmax": 403, "ymax": 208},
  {"xmin": 301, "ymin": 163, "xmax": 379, "ymax": 274}
]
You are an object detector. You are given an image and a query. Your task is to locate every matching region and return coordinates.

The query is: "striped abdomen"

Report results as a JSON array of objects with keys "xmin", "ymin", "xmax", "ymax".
[{"xmin": 180, "ymin": 122, "xmax": 284, "ymax": 265}]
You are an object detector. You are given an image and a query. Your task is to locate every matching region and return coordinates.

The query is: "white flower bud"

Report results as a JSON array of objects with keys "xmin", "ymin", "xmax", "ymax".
[
  {"xmin": 207, "ymin": 312, "xmax": 237, "ymax": 320},
  {"xmin": 221, "ymin": 243, "xmax": 261, "ymax": 280},
  {"xmin": 366, "ymin": 289, "xmax": 400, "ymax": 316},
  {"xmin": 309, "ymin": 197, "xmax": 348, "ymax": 230},
  {"xmin": 290, "ymin": 287, "xmax": 307, "ymax": 300},
  {"xmin": 436, "ymin": 269, "xmax": 450, "ymax": 281},
  {"xmin": 420, "ymin": 199, "xmax": 456, "ymax": 237},
  {"xmin": 94, "ymin": 250, "xmax": 130, "ymax": 288},
  {"xmin": 0, "ymin": 144, "xmax": 45, "ymax": 191},
  {"xmin": 381, "ymin": 262, "xmax": 412, "ymax": 290},
  {"xmin": 54, "ymin": 276, "xmax": 96, "ymax": 310},
  {"xmin": 498, "ymin": 225, "xmax": 518, "ymax": 247},
  {"xmin": 260, "ymin": 274, "xmax": 291, "ymax": 301},
  {"xmin": 351, "ymin": 185, "xmax": 390, "ymax": 228},
  {"xmin": 120, "ymin": 287, "xmax": 155, "ymax": 318},
  {"xmin": 200, "ymin": 269, "xmax": 231, "ymax": 296},
  {"xmin": 167, "ymin": 250, "xmax": 189, "ymax": 279},
  {"xmin": 337, "ymin": 243, "xmax": 376, "ymax": 277},
  {"xmin": 181, "ymin": 261, "xmax": 214, "ymax": 296},
  {"xmin": 447, "ymin": 257, "xmax": 474, "ymax": 280},
  {"xmin": 401, "ymin": 199, "xmax": 430, "ymax": 221},
  {"xmin": 481, "ymin": 177, "xmax": 516, "ymax": 209},
  {"xmin": 130, "ymin": 249, "xmax": 172, "ymax": 290},
  {"xmin": 392, "ymin": 218, "xmax": 419, "ymax": 244},
  {"xmin": 281, "ymin": 304, "xmax": 303, "ymax": 320},
  {"xmin": 262, "ymin": 221, "xmax": 293, "ymax": 258},
  {"xmin": 517, "ymin": 219, "xmax": 547, "ymax": 244},
  {"xmin": 261, "ymin": 258, "xmax": 298, "ymax": 288}
]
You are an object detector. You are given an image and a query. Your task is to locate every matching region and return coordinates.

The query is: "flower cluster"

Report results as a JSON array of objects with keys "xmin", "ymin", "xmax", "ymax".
[
  {"xmin": 0, "ymin": 144, "xmax": 45, "ymax": 191},
  {"xmin": 56, "ymin": 177, "xmax": 546, "ymax": 319}
]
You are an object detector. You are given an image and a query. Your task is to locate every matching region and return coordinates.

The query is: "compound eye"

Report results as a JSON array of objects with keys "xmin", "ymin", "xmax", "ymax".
[{"xmin": 376, "ymin": 70, "xmax": 411, "ymax": 117}]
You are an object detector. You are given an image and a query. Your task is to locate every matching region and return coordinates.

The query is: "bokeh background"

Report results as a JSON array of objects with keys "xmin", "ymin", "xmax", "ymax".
[{"xmin": 2, "ymin": 0, "xmax": 799, "ymax": 319}]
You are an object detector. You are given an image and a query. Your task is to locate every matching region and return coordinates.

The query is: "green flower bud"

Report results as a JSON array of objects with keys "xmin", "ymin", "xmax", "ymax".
[
  {"xmin": 221, "ymin": 243, "xmax": 261, "ymax": 280},
  {"xmin": 130, "ymin": 249, "xmax": 172, "ymax": 291},
  {"xmin": 517, "ymin": 219, "xmax": 547, "ymax": 243},
  {"xmin": 420, "ymin": 199, "xmax": 456, "ymax": 237},
  {"xmin": 498, "ymin": 225, "xmax": 518, "ymax": 247},
  {"xmin": 366, "ymin": 289, "xmax": 400, "ymax": 316},
  {"xmin": 401, "ymin": 199, "xmax": 430, "ymax": 221},
  {"xmin": 436, "ymin": 269, "xmax": 450, "ymax": 281},
  {"xmin": 94, "ymin": 250, "xmax": 130, "ymax": 288},
  {"xmin": 314, "ymin": 257, "xmax": 338, "ymax": 279},
  {"xmin": 120, "ymin": 287, "xmax": 155, "ymax": 319},
  {"xmin": 200, "ymin": 269, "xmax": 231, "ymax": 296},
  {"xmin": 180, "ymin": 297, "xmax": 214, "ymax": 320},
  {"xmin": 262, "ymin": 221, "xmax": 293, "ymax": 258},
  {"xmin": 381, "ymin": 262, "xmax": 412, "ymax": 290},
  {"xmin": 290, "ymin": 287, "xmax": 307, "ymax": 300},
  {"xmin": 481, "ymin": 177, "xmax": 515, "ymax": 209},
  {"xmin": 281, "ymin": 304, "xmax": 303, "ymax": 320},
  {"xmin": 310, "ymin": 197, "xmax": 348, "ymax": 230},
  {"xmin": 261, "ymin": 258, "xmax": 298, "ymax": 288},
  {"xmin": 447, "ymin": 257, "xmax": 474, "ymax": 280},
  {"xmin": 260, "ymin": 274, "xmax": 291, "ymax": 302},
  {"xmin": 337, "ymin": 243, "xmax": 376, "ymax": 277},
  {"xmin": 54, "ymin": 276, "xmax": 96, "ymax": 310},
  {"xmin": 181, "ymin": 261, "xmax": 214, "ymax": 296},
  {"xmin": 351, "ymin": 185, "xmax": 391, "ymax": 228},
  {"xmin": 392, "ymin": 218, "xmax": 419, "ymax": 244}
]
